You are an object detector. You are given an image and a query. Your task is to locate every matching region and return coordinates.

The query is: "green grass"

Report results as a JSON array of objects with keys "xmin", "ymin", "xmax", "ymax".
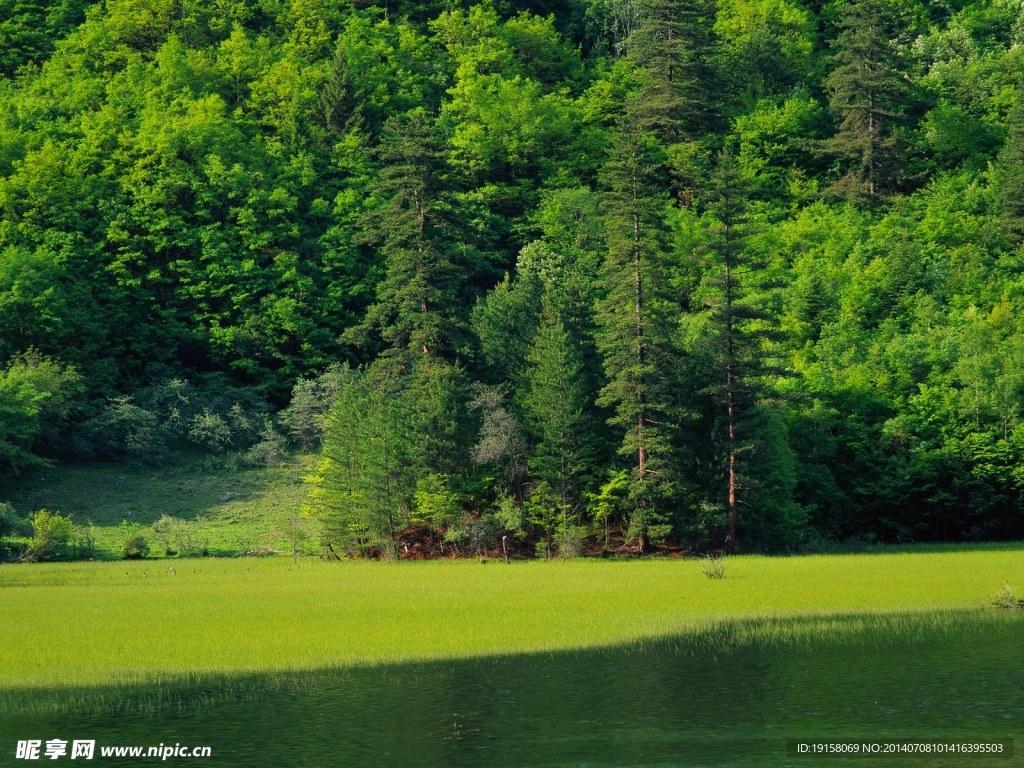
[
  {"xmin": 3, "ymin": 455, "xmax": 315, "ymax": 558},
  {"xmin": 1, "ymin": 547, "xmax": 1022, "ymax": 691}
]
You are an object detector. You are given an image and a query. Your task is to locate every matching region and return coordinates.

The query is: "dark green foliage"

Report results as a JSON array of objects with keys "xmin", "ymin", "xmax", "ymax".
[
  {"xmin": 0, "ymin": 501, "xmax": 29, "ymax": 539},
  {"xmin": 686, "ymin": 152, "xmax": 801, "ymax": 550},
  {"xmin": 625, "ymin": 0, "xmax": 718, "ymax": 141},
  {"xmin": 824, "ymin": 0, "xmax": 918, "ymax": 203},
  {"xmin": 595, "ymin": 121, "xmax": 681, "ymax": 548},
  {"xmin": 347, "ymin": 109, "xmax": 467, "ymax": 366},
  {"xmin": 522, "ymin": 294, "xmax": 594, "ymax": 511},
  {"xmin": 995, "ymin": 90, "xmax": 1024, "ymax": 241}
]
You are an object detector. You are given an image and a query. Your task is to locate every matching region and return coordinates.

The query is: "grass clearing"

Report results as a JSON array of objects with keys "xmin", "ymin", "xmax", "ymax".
[
  {"xmin": 1, "ymin": 546, "xmax": 1022, "ymax": 691},
  {"xmin": 2, "ymin": 455, "xmax": 315, "ymax": 558}
]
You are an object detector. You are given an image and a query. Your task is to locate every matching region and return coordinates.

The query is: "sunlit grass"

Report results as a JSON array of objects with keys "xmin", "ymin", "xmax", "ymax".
[
  {"xmin": 2, "ymin": 455, "xmax": 315, "ymax": 558},
  {"xmin": 2, "ymin": 546, "xmax": 1022, "ymax": 690}
]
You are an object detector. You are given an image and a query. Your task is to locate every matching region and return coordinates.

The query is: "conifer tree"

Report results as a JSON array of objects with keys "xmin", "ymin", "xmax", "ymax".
[
  {"xmin": 625, "ymin": 0, "xmax": 717, "ymax": 142},
  {"xmin": 824, "ymin": 0, "xmax": 913, "ymax": 203},
  {"xmin": 996, "ymin": 89, "xmax": 1024, "ymax": 242},
  {"xmin": 345, "ymin": 109, "xmax": 465, "ymax": 368},
  {"xmin": 595, "ymin": 120, "xmax": 681, "ymax": 549},
  {"xmin": 693, "ymin": 153, "xmax": 794, "ymax": 551},
  {"xmin": 309, "ymin": 366, "xmax": 412, "ymax": 558},
  {"xmin": 522, "ymin": 291, "xmax": 592, "ymax": 512}
]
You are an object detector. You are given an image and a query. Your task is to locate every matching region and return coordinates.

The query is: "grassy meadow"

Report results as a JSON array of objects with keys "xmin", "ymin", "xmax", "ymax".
[
  {"xmin": 1, "ymin": 547, "xmax": 1023, "ymax": 691},
  {"xmin": 2, "ymin": 455, "xmax": 316, "ymax": 558}
]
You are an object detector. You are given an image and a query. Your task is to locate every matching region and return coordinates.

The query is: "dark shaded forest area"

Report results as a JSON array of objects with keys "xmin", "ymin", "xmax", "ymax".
[{"xmin": 2, "ymin": 0, "xmax": 1023, "ymax": 555}]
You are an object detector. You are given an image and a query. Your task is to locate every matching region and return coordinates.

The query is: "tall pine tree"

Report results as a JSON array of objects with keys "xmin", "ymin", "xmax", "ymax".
[
  {"xmin": 625, "ymin": 0, "xmax": 717, "ymax": 142},
  {"xmin": 692, "ymin": 153, "xmax": 797, "ymax": 551},
  {"xmin": 596, "ymin": 121, "xmax": 681, "ymax": 550},
  {"xmin": 345, "ymin": 109, "xmax": 466, "ymax": 368},
  {"xmin": 824, "ymin": 0, "xmax": 913, "ymax": 204},
  {"xmin": 522, "ymin": 290, "xmax": 593, "ymax": 514}
]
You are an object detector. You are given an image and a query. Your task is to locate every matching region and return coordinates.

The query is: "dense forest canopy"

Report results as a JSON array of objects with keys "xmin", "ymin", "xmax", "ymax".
[{"xmin": 1, "ymin": 0, "xmax": 1023, "ymax": 554}]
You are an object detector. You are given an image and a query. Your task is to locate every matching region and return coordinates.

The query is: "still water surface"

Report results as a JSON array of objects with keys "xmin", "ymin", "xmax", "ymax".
[{"xmin": 2, "ymin": 613, "xmax": 1021, "ymax": 767}]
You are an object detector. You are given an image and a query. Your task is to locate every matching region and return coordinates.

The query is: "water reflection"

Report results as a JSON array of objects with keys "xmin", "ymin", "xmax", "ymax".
[{"xmin": 3, "ymin": 613, "xmax": 1021, "ymax": 767}]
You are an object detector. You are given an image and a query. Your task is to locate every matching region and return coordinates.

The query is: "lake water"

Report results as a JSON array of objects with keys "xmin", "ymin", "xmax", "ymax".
[{"xmin": 2, "ymin": 612, "xmax": 1021, "ymax": 767}]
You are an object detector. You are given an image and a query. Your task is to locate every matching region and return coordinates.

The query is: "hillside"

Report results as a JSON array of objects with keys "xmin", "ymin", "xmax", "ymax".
[{"xmin": 2, "ymin": 0, "xmax": 1023, "ymax": 556}]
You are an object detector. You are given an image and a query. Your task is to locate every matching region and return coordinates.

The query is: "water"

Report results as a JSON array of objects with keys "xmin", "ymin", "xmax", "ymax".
[{"xmin": 2, "ymin": 614, "xmax": 1021, "ymax": 767}]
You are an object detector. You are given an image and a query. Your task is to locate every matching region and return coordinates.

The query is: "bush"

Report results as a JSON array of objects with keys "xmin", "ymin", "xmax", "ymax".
[
  {"xmin": 151, "ymin": 514, "xmax": 178, "ymax": 555},
  {"xmin": 72, "ymin": 521, "xmax": 97, "ymax": 559},
  {"xmin": 83, "ymin": 396, "xmax": 168, "ymax": 464},
  {"xmin": 556, "ymin": 525, "xmax": 588, "ymax": 559},
  {"xmin": 24, "ymin": 509, "xmax": 73, "ymax": 561},
  {"xmin": 244, "ymin": 423, "xmax": 289, "ymax": 468},
  {"xmin": 120, "ymin": 521, "xmax": 150, "ymax": 560},
  {"xmin": 990, "ymin": 582, "xmax": 1024, "ymax": 609},
  {"xmin": 0, "ymin": 352, "xmax": 83, "ymax": 472},
  {"xmin": 700, "ymin": 554, "xmax": 726, "ymax": 579}
]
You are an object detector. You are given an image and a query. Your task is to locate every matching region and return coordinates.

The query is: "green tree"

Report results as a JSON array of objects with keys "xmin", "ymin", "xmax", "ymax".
[
  {"xmin": 595, "ymin": 121, "xmax": 681, "ymax": 549},
  {"xmin": 308, "ymin": 365, "xmax": 413, "ymax": 559},
  {"xmin": 346, "ymin": 109, "xmax": 466, "ymax": 367},
  {"xmin": 24, "ymin": 508, "xmax": 73, "ymax": 561},
  {"xmin": 0, "ymin": 353, "xmax": 81, "ymax": 473},
  {"xmin": 824, "ymin": 0, "xmax": 916, "ymax": 203},
  {"xmin": 688, "ymin": 153, "xmax": 796, "ymax": 550},
  {"xmin": 522, "ymin": 293, "xmax": 593, "ymax": 512},
  {"xmin": 995, "ymin": 89, "xmax": 1024, "ymax": 242},
  {"xmin": 625, "ymin": 0, "xmax": 717, "ymax": 141}
]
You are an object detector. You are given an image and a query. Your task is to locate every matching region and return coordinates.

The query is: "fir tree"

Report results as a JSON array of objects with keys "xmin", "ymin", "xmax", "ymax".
[
  {"xmin": 824, "ymin": 0, "xmax": 913, "ymax": 204},
  {"xmin": 309, "ymin": 365, "xmax": 412, "ymax": 559},
  {"xmin": 522, "ymin": 291, "xmax": 593, "ymax": 513},
  {"xmin": 693, "ymin": 152, "xmax": 794, "ymax": 551},
  {"xmin": 996, "ymin": 89, "xmax": 1024, "ymax": 242},
  {"xmin": 625, "ymin": 0, "xmax": 717, "ymax": 142},
  {"xmin": 595, "ymin": 120, "xmax": 681, "ymax": 549},
  {"xmin": 345, "ymin": 109, "xmax": 466, "ymax": 368}
]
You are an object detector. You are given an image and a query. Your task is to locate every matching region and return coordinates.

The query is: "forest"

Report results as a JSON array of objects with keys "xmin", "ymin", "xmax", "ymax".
[{"xmin": 1, "ymin": 0, "xmax": 1023, "ymax": 557}]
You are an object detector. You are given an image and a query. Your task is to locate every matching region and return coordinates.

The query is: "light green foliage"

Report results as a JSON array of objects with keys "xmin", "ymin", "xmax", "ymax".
[
  {"xmin": 0, "ymin": 353, "xmax": 82, "ymax": 472},
  {"xmin": 714, "ymin": 0, "xmax": 816, "ymax": 97},
  {"xmin": 24, "ymin": 508, "xmax": 73, "ymax": 561},
  {"xmin": 308, "ymin": 365, "xmax": 413, "ymax": 558},
  {"xmin": 413, "ymin": 473, "xmax": 463, "ymax": 535}
]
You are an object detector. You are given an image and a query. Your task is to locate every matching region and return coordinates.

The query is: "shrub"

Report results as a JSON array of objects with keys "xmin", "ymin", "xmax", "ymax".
[
  {"xmin": 700, "ymin": 554, "xmax": 726, "ymax": 579},
  {"xmin": 244, "ymin": 423, "xmax": 289, "ymax": 468},
  {"xmin": 120, "ymin": 521, "xmax": 150, "ymax": 560},
  {"xmin": 24, "ymin": 509, "xmax": 73, "ymax": 561},
  {"xmin": 557, "ymin": 525, "xmax": 588, "ymax": 560},
  {"xmin": 990, "ymin": 582, "xmax": 1024, "ymax": 609},
  {"xmin": 188, "ymin": 410, "xmax": 233, "ymax": 452},
  {"xmin": 72, "ymin": 521, "xmax": 97, "ymax": 559},
  {"xmin": 151, "ymin": 514, "xmax": 179, "ymax": 555},
  {"xmin": 84, "ymin": 396, "xmax": 168, "ymax": 463}
]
